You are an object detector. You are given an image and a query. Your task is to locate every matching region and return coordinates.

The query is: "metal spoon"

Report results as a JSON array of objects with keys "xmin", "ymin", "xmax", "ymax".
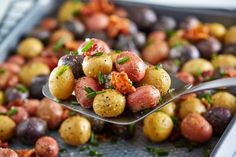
[{"xmin": 42, "ymin": 76, "xmax": 236, "ymax": 125}]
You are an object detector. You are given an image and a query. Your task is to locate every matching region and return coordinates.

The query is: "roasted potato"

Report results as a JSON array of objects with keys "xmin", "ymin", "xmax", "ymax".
[
  {"xmin": 127, "ymin": 85, "xmax": 160, "ymax": 112},
  {"xmin": 224, "ymin": 26, "xmax": 236, "ymax": 44},
  {"xmin": 0, "ymin": 148, "xmax": 18, "ymax": 157},
  {"xmin": 212, "ymin": 92, "xmax": 236, "ymax": 113},
  {"xmin": 143, "ymin": 112, "xmax": 173, "ymax": 142},
  {"xmin": 140, "ymin": 66, "xmax": 171, "ymax": 95},
  {"xmin": 59, "ymin": 116, "xmax": 91, "ymax": 146},
  {"xmin": 179, "ymin": 97, "xmax": 206, "ymax": 119},
  {"xmin": 115, "ymin": 51, "xmax": 146, "ymax": 82},
  {"xmin": 50, "ymin": 29, "xmax": 74, "ymax": 44},
  {"xmin": 82, "ymin": 54, "xmax": 113, "ymax": 78},
  {"xmin": 211, "ymin": 54, "xmax": 236, "ymax": 69},
  {"xmin": 22, "ymin": 99, "xmax": 40, "ymax": 116},
  {"xmin": 0, "ymin": 115, "xmax": 16, "ymax": 141},
  {"xmin": 19, "ymin": 61, "xmax": 50, "ymax": 86},
  {"xmin": 182, "ymin": 58, "xmax": 214, "ymax": 76},
  {"xmin": 35, "ymin": 136, "xmax": 59, "ymax": 157},
  {"xmin": 84, "ymin": 13, "xmax": 109, "ymax": 31},
  {"xmin": 30, "ymin": 75, "xmax": 49, "ymax": 99},
  {"xmin": 11, "ymin": 107, "xmax": 29, "ymax": 125},
  {"xmin": 159, "ymin": 102, "xmax": 176, "ymax": 116},
  {"xmin": 49, "ymin": 65, "xmax": 75, "ymax": 99},
  {"xmin": 207, "ymin": 23, "xmax": 226, "ymax": 39},
  {"xmin": 93, "ymin": 89, "xmax": 126, "ymax": 117},
  {"xmin": 181, "ymin": 113, "xmax": 213, "ymax": 143},
  {"xmin": 168, "ymin": 30, "xmax": 189, "ymax": 47},
  {"xmin": 17, "ymin": 38, "xmax": 43, "ymax": 58}
]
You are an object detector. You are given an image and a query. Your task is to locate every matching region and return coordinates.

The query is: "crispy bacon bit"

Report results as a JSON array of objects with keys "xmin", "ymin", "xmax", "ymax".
[
  {"xmin": 110, "ymin": 71, "xmax": 136, "ymax": 94},
  {"xmin": 107, "ymin": 15, "xmax": 129, "ymax": 38},
  {"xmin": 16, "ymin": 149, "xmax": 36, "ymax": 157},
  {"xmin": 184, "ymin": 24, "xmax": 209, "ymax": 41}
]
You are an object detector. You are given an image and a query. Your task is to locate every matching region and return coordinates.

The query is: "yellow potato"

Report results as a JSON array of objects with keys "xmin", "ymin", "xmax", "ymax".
[
  {"xmin": 82, "ymin": 54, "xmax": 113, "ymax": 78},
  {"xmin": 19, "ymin": 62, "xmax": 50, "ymax": 86},
  {"xmin": 0, "ymin": 91, "xmax": 4, "ymax": 105},
  {"xmin": 159, "ymin": 102, "xmax": 176, "ymax": 116},
  {"xmin": 207, "ymin": 23, "xmax": 226, "ymax": 39},
  {"xmin": 93, "ymin": 89, "xmax": 125, "ymax": 117},
  {"xmin": 211, "ymin": 54, "xmax": 236, "ymax": 69},
  {"xmin": 168, "ymin": 30, "xmax": 189, "ymax": 47},
  {"xmin": 17, "ymin": 38, "xmax": 43, "ymax": 58},
  {"xmin": 49, "ymin": 65, "xmax": 75, "ymax": 100},
  {"xmin": 59, "ymin": 116, "xmax": 91, "ymax": 146},
  {"xmin": 0, "ymin": 115, "xmax": 16, "ymax": 141},
  {"xmin": 143, "ymin": 112, "xmax": 173, "ymax": 142},
  {"xmin": 182, "ymin": 58, "xmax": 214, "ymax": 76},
  {"xmin": 224, "ymin": 26, "xmax": 236, "ymax": 44},
  {"xmin": 140, "ymin": 66, "xmax": 171, "ymax": 95},
  {"xmin": 58, "ymin": 1, "xmax": 82, "ymax": 22},
  {"xmin": 179, "ymin": 98, "xmax": 206, "ymax": 119},
  {"xmin": 212, "ymin": 92, "xmax": 236, "ymax": 113}
]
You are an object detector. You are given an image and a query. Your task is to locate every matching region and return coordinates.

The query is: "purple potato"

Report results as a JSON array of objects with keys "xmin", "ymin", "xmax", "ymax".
[
  {"xmin": 30, "ymin": 75, "xmax": 49, "ymax": 99},
  {"xmin": 152, "ymin": 16, "xmax": 176, "ymax": 31},
  {"xmin": 180, "ymin": 16, "xmax": 200, "ymax": 30},
  {"xmin": 114, "ymin": 35, "xmax": 139, "ymax": 54},
  {"xmin": 132, "ymin": 32, "xmax": 146, "ymax": 49},
  {"xmin": 161, "ymin": 60, "xmax": 180, "ymax": 74},
  {"xmin": 5, "ymin": 85, "xmax": 29, "ymax": 103},
  {"xmin": 62, "ymin": 20, "xmax": 85, "ymax": 39}
]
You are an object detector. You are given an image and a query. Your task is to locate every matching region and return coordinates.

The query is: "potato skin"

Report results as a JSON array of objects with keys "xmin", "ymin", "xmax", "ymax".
[
  {"xmin": 211, "ymin": 54, "xmax": 236, "ymax": 69},
  {"xmin": 179, "ymin": 98, "xmax": 206, "ymax": 119},
  {"xmin": 212, "ymin": 92, "xmax": 236, "ymax": 113},
  {"xmin": 11, "ymin": 107, "xmax": 29, "ymax": 125},
  {"xmin": 127, "ymin": 85, "xmax": 160, "ymax": 112},
  {"xmin": 159, "ymin": 102, "xmax": 176, "ymax": 116},
  {"xmin": 17, "ymin": 38, "xmax": 43, "ymax": 58},
  {"xmin": 23, "ymin": 99, "xmax": 40, "ymax": 116},
  {"xmin": 35, "ymin": 136, "xmax": 59, "ymax": 157},
  {"xmin": 19, "ymin": 61, "xmax": 50, "ymax": 86},
  {"xmin": 0, "ymin": 148, "xmax": 18, "ymax": 157},
  {"xmin": 182, "ymin": 58, "xmax": 214, "ymax": 76},
  {"xmin": 49, "ymin": 65, "xmax": 75, "ymax": 100},
  {"xmin": 75, "ymin": 77, "xmax": 101, "ymax": 108},
  {"xmin": 224, "ymin": 26, "xmax": 236, "ymax": 44},
  {"xmin": 93, "ymin": 89, "xmax": 126, "ymax": 117},
  {"xmin": 37, "ymin": 98, "xmax": 63, "ymax": 129},
  {"xmin": 181, "ymin": 113, "xmax": 213, "ymax": 143},
  {"xmin": 115, "ymin": 51, "xmax": 146, "ymax": 82},
  {"xmin": 82, "ymin": 54, "xmax": 113, "ymax": 78},
  {"xmin": 0, "ymin": 115, "xmax": 16, "ymax": 141},
  {"xmin": 140, "ymin": 66, "xmax": 171, "ymax": 95},
  {"xmin": 59, "ymin": 116, "xmax": 91, "ymax": 146},
  {"xmin": 207, "ymin": 23, "xmax": 226, "ymax": 39},
  {"xmin": 143, "ymin": 112, "xmax": 173, "ymax": 142}
]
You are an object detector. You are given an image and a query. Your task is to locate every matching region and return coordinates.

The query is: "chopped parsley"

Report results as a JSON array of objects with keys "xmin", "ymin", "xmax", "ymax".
[
  {"xmin": 90, "ymin": 131, "xmax": 99, "ymax": 146},
  {"xmin": 98, "ymin": 72, "xmax": 104, "ymax": 85},
  {"xmin": 53, "ymin": 38, "xmax": 64, "ymax": 52},
  {"xmin": 172, "ymin": 42, "xmax": 182, "ymax": 48},
  {"xmin": 72, "ymin": 10, "xmax": 80, "ymax": 17},
  {"xmin": 173, "ymin": 59, "xmax": 181, "ymax": 67},
  {"xmin": 202, "ymin": 93, "xmax": 212, "ymax": 104},
  {"xmin": 56, "ymin": 65, "xmax": 69, "ymax": 77},
  {"xmin": 155, "ymin": 64, "xmax": 163, "ymax": 70},
  {"xmin": 54, "ymin": 98, "xmax": 61, "ymax": 103},
  {"xmin": 117, "ymin": 57, "xmax": 129, "ymax": 64},
  {"xmin": 146, "ymin": 147, "xmax": 169, "ymax": 156},
  {"xmin": 159, "ymin": 96, "xmax": 164, "ymax": 104},
  {"xmin": 89, "ymin": 150, "xmax": 103, "ymax": 156},
  {"xmin": 166, "ymin": 31, "xmax": 175, "ymax": 38},
  {"xmin": 17, "ymin": 85, "xmax": 28, "ymax": 93},
  {"xmin": 84, "ymin": 87, "xmax": 105, "ymax": 99},
  {"xmin": 82, "ymin": 40, "xmax": 94, "ymax": 53},
  {"xmin": 195, "ymin": 68, "xmax": 203, "ymax": 77},
  {"xmin": 93, "ymin": 52, "xmax": 103, "ymax": 56},
  {"xmin": 69, "ymin": 111, "xmax": 77, "ymax": 117},
  {"xmin": 7, "ymin": 108, "xmax": 18, "ymax": 117},
  {"xmin": 71, "ymin": 100, "xmax": 79, "ymax": 105},
  {"xmin": 114, "ymin": 50, "xmax": 121, "ymax": 53}
]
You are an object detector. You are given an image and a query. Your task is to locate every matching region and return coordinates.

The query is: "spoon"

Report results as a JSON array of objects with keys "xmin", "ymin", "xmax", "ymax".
[{"xmin": 42, "ymin": 76, "xmax": 236, "ymax": 125}]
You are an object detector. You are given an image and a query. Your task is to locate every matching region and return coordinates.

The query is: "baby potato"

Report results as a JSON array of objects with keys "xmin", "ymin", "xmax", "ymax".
[
  {"xmin": 179, "ymin": 97, "xmax": 206, "ymax": 119},
  {"xmin": 49, "ymin": 65, "xmax": 75, "ymax": 100},
  {"xmin": 140, "ymin": 66, "xmax": 171, "ymax": 95},
  {"xmin": 59, "ymin": 116, "xmax": 91, "ymax": 146},
  {"xmin": 211, "ymin": 54, "xmax": 236, "ymax": 69},
  {"xmin": 17, "ymin": 38, "xmax": 43, "ymax": 58},
  {"xmin": 0, "ymin": 148, "xmax": 18, "ymax": 157},
  {"xmin": 11, "ymin": 107, "xmax": 29, "ymax": 125},
  {"xmin": 0, "ymin": 115, "xmax": 16, "ymax": 141},
  {"xmin": 115, "ymin": 51, "xmax": 146, "ymax": 82},
  {"xmin": 93, "ymin": 89, "xmax": 126, "ymax": 117},
  {"xmin": 182, "ymin": 58, "xmax": 214, "ymax": 76},
  {"xmin": 35, "ymin": 136, "xmax": 59, "ymax": 157},
  {"xmin": 207, "ymin": 23, "xmax": 226, "ymax": 39},
  {"xmin": 19, "ymin": 61, "xmax": 50, "ymax": 86},
  {"xmin": 168, "ymin": 30, "xmax": 189, "ymax": 47},
  {"xmin": 212, "ymin": 92, "xmax": 236, "ymax": 113},
  {"xmin": 224, "ymin": 26, "xmax": 236, "ymax": 44},
  {"xmin": 82, "ymin": 54, "xmax": 112, "ymax": 78},
  {"xmin": 143, "ymin": 112, "xmax": 173, "ymax": 142},
  {"xmin": 181, "ymin": 113, "xmax": 213, "ymax": 143},
  {"xmin": 127, "ymin": 85, "xmax": 160, "ymax": 112},
  {"xmin": 159, "ymin": 102, "xmax": 176, "ymax": 116},
  {"xmin": 50, "ymin": 29, "xmax": 74, "ymax": 44}
]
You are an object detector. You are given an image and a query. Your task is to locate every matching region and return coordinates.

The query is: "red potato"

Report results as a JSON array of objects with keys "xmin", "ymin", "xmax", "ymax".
[
  {"xmin": 176, "ymin": 71, "xmax": 195, "ymax": 84},
  {"xmin": 0, "ymin": 63, "xmax": 20, "ymax": 74},
  {"xmin": 75, "ymin": 77, "xmax": 102, "ymax": 108},
  {"xmin": 127, "ymin": 85, "xmax": 160, "ymax": 112},
  {"xmin": 35, "ymin": 136, "xmax": 59, "ymax": 157},
  {"xmin": 23, "ymin": 99, "xmax": 40, "ymax": 116},
  {"xmin": 84, "ymin": 13, "xmax": 109, "ymax": 31},
  {"xmin": 78, "ymin": 38, "xmax": 110, "ymax": 56},
  {"xmin": 148, "ymin": 31, "xmax": 166, "ymax": 41},
  {"xmin": 181, "ymin": 113, "xmax": 213, "ymax": 143},
  {"xmin": 37, "ymin": 98, "xmax": 63, "ymax": 129},
  {"xmin": 0, "ymin": 148, "xmax": 18, "ymax": 157},
  {"xmin": 115, "ymin": 51, "xmax": 146, "ymax": 82},
  {"xmin": 0, "ymin": 106, "xmax": 7, "ymax": 113},
  {"xmin": 11, "ymin": 107, "xmax": 28, "ymax": 125},
  {"xmin": 33, "ymin": 56, "xmax": 58, "ymax": 71},
  {"xmin": 7, "ymin": 55, "xmax": 25, "ymax": 66}
]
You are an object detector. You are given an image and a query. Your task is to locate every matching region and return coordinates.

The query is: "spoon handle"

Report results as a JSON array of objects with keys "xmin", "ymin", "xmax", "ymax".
[{"xmin": 183, "ymin": 77, "xmax": 236, "ymax": 95}]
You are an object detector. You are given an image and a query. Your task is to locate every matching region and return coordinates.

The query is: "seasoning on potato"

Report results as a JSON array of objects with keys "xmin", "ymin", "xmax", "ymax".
[{"xmin": 35, "ymin": 136, "xmax": 59, "ymax": 157}]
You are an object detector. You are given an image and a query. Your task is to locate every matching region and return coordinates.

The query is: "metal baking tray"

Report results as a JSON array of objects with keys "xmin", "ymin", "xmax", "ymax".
[{"xmin": 1, "ymin": 0, "xmax": 236, "ymax": 156}]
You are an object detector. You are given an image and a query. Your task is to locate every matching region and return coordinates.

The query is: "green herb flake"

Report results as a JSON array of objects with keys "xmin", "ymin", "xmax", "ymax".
[
  {"xmin": 114, "ymin": 50, "xmax": 121, "ymax": 53},
  {"xmin": 54, "ymin": 98, "xmax": 61, "ymax": 103},
  {"xmin": 84, "ymin": 87, "xmax": 95, "ymax": 93},
  {"xmin": 172, "ymin": 42, "xmax": 182, "ymax": 48},
  {"xmin": 146, "ymin": 147, "xmax": 169, "ymax": 156},
  {"xmin": 195, "ymin": 68, "xmax": 203, "ymax": 77},
  {"xmin": 159, "ymin": 96, "xmax": 164, "ymax": 104},
  {"xmin": 202, "ymin": 93, "xmax": 213, "ymax": 104},
  {"xmin": 96, "ymin": 91, "xmax": 105, "ymax": 95},
  {"xmin": 17, "ymin": 85, "xmax": 28, "ymax": 93},
  {"xmin": 173, "ymin": 59, "xmax": 181, "ymax": 67},
  {"xmin": 155, "ymin": 64, "xmax": 163, "ymax": 70},
  {"xmin": 0, "ymin": 68, "xmax": 5, "ymax": 75},
  {"xmin": 82, "ymin": 40, "xmax": 94, "ymax": 53},
  {"xmin": 56, "ymin": 65, "xmax": 69, "ymax": 77},
  {"xmin": 117, "ymin": 57, "xmax": 129, "ymax": 64},
  {"xmin": 53, "ymin": 38, "xmax": 65, "ymax": 52},
  {"xmin": 141, "ymin": 109, "xmax": 151, "ymax": 114},
  {"xmin": 68, "ymin": 51, "xmax": 78, "ymax": 56},
  {"xmin": 71, "ymin": 101, "xmax": 79, "ymax": 105},
  {"xmin": 89, "ymin": 150, "xmax": 103, "ymax": 156},
  {"xmin": 98, "ymin": 72, "xmax": 104, "ymax": 85},
  {"xmin": 87, "ymin": 92, "xmax": 97, "ymax": 99},
  {"xmin": 7, "ymin": 108, "xmax": 18, "ymax": 117},
  {"xmin": 94, "ymin": 52, "xmax": 103, "ymax": 56},
  {"xmin": 171, "ymin": 116, "xmax": 178, "ymax": 126},
  {"xmin": 80, "ymin": 145, "xmax": 91, "ymax": 152},
  {"xmin": 166, "ymin": 31, "xmax": 175, "ymax": 38},
  {"xmin": 128, "ymin": 124, "xmax": 135, "ymax": 134}
]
